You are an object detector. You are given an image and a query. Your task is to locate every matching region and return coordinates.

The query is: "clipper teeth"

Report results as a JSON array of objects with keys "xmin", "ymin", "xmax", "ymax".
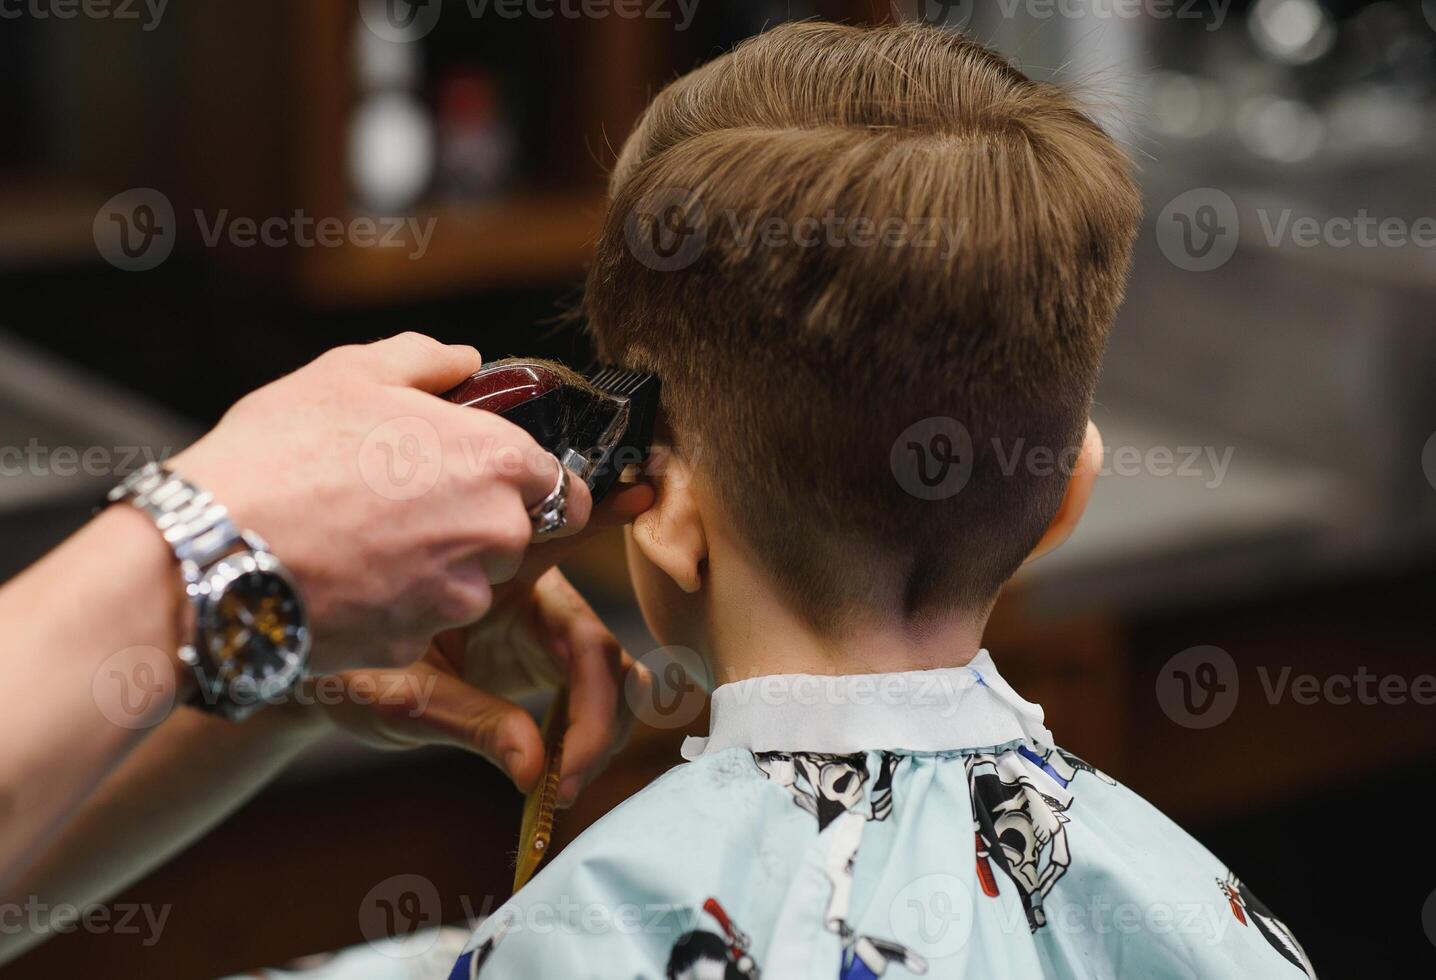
[{"xmin": 588, "ymin": 368, "xmax": 647, "ymax": 397}]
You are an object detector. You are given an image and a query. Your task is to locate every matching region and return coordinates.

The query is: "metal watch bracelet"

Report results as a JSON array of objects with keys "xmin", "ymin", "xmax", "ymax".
[{"xmin": 106, "ymin": 462, "xmax": 310, "ymax": 720}]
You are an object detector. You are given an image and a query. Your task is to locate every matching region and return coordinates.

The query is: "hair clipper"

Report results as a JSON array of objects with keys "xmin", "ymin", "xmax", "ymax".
[{"xmin": 443, "ymin": 361, "xmax": 661, "ymax": 503}]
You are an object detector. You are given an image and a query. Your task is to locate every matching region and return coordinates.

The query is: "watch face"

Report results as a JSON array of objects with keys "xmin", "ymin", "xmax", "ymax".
[{"xmin": 198, "ymin": 556, "xmax": 309, "ymax": 702}]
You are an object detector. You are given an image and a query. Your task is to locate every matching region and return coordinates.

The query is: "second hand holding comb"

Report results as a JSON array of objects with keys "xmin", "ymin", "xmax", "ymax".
[{"xmin": 440, "ymin": 359, "xmax": 661, "ymax": 892}]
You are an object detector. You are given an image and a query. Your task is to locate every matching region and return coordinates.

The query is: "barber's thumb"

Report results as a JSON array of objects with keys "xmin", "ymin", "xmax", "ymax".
[
  {"xmin": 409, "ymin": 674, "xmax": 545, "ymax": 791},
  {"xmin": 468, "ymin": 699, "xmax": 546, "ymax": 793}
]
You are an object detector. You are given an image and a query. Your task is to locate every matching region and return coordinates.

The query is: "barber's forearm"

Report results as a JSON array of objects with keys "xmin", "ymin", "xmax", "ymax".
[
  {"xmin": 0, "ymin": 506, "xmax": 190, "ymax": 891},
  {"xmin": 0, "ymin": 701, "xmax": 324, "ymax": 965}
]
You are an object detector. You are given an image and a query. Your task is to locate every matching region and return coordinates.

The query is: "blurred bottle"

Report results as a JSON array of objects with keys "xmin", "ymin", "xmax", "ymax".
[
  {"xmin": 436, "ymin": 67, "xmax": 515, "ymax": 201},
  {"xmin": 349, "ymin": 19, "xmax": 435, "ymax": 213}
]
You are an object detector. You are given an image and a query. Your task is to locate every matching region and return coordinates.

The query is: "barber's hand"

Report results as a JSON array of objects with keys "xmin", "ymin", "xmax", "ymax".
[
  {"xmin": 303, "ymin": 481, "xmax": 654, "ymax": 799},
  {"xmin": 169, "ymin": 333, "xmax": 591, "ymax": 674},
  {"xmin": 313, "ymin": 568, "xmax": 652, "ymax": 804}
]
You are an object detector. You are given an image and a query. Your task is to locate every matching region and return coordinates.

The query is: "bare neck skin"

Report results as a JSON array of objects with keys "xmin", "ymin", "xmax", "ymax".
[{"xmin": 700, "ymin": 521, "xmax": 989, "ymax": 686}]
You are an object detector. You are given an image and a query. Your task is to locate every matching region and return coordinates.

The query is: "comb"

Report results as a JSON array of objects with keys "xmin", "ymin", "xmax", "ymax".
[{"xmin": 513, "ymin": 687, "xmax": 568, "ymax": 892}]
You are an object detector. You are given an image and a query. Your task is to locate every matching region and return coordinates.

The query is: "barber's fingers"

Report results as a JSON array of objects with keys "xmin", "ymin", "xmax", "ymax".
[
  {"xmin": 331, "ymin": 661, "xmax": 547, "ymax": 792},
  {"xmin": 321, "ymin": 332, "xmax": 484, "ymax": 393},
  {"xmin": 437, "ymin": 410, "xmax": 596, "ymax": 539},
  {"xmin": 560, "ymin": 642, "xmax": 649, "ymax": 807},
  {"xmin": 434, "ymin": 676, "xmax": 547, "ymax": 792},
  {"xmin": 529, "ymin": 570, "xmax": 648, "ymax": 806},
  {"xmin": 510, "ymin": 476, "xmax": 655, "ymax": 585},
  {"xmin": 526, "ymin": 450, "xmax": 594, "ymax": 537}
]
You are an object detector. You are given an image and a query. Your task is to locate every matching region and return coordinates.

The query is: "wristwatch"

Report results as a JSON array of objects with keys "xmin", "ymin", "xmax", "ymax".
[{"xmin": 106, "ymin": 462, "xmax": 311, "ymax": 721}]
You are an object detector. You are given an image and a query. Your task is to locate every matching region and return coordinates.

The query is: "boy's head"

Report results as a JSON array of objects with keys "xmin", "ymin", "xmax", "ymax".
[{"xmin": 587, "ymin": 22, "xmax": 1140, "ymax": 644}]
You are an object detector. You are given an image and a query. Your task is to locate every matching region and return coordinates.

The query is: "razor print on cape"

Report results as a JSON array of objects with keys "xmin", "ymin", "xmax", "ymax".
[
  {"xmin": 967, "ymin": 746, "xmax": 1113, "ymax": 932},
  {"xmin": 754, "ymin": 751, "xmax": 928, "ymax": 979},
  {"xmin": 1218, "ymin": 872, "xmax": 1317, "ymax": 977},
  {"xmin": 667, "ymin": 898, "xmax": 761, "ymax": 980}
]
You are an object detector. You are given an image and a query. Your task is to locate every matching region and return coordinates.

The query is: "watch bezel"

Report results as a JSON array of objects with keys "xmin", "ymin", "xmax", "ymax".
[{"xmin": 190, "ymin": 550, "xmax": 311, "ymax": 713}]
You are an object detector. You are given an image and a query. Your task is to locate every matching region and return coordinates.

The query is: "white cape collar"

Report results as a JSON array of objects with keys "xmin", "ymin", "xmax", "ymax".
[{"xmin": 681, "ymin": 649, "xmax": 1053, "ymax": 761}]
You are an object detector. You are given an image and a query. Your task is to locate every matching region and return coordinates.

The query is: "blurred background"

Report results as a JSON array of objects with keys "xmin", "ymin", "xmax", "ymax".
[{"xmin": 2, "ymin": 0, "xmax": 1435, "ymax": 976}]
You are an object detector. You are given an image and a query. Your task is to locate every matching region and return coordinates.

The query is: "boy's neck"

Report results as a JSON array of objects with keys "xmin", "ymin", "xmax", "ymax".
[{"xmin": 703, "ymin": 542, "xmax": 988, "ymax": 686}]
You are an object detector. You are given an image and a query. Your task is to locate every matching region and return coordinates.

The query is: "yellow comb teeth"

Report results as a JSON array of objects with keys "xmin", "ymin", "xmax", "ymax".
[{"xmin": 514, "ymin": 688, "xmax": 567, "ymax": 892}]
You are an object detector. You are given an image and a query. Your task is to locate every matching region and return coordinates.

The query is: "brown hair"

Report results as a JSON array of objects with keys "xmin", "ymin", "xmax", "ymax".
[{"xmin": 586, "ymin": 21, "xmax": 1140, "ymax": 625}]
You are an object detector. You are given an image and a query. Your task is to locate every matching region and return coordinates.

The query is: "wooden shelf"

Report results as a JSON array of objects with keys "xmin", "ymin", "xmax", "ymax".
[
  {"xmin": 139, "ymin": 1, "xmax": 899, "ymax": 305},
  {"xmin": 293, "ymin": 190, "xmax": 605, "ymax": 306},
  {"xmin": 0, "ymin": 177, "xmax": 107, "ymax": 267}
]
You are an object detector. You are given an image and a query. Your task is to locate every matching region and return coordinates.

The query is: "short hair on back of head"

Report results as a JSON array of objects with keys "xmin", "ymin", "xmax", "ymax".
[{"xmin": 586, "ymin": 20, "xmax": 1141, "ymax": 626}]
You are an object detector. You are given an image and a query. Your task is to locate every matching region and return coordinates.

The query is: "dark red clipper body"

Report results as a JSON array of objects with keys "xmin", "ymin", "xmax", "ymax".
[{"xmin": 444, "ymin": 360, "xmax": 661, "ymax": 503}]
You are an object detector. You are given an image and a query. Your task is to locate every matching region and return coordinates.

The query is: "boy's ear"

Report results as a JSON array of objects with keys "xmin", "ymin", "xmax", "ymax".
[
  {"xmin": 1025, "ymin": 421, "xmax": 1103, "ymax": 565},
  {"xmin": 630, "ymin": 446, "xmax": 707, "ymax": 593}
]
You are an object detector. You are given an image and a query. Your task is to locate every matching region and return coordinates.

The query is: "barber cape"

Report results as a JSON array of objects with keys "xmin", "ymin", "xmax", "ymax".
[{"xmin": 448, "ymin": 652, "xmax": 1316, "ymax": 980}]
